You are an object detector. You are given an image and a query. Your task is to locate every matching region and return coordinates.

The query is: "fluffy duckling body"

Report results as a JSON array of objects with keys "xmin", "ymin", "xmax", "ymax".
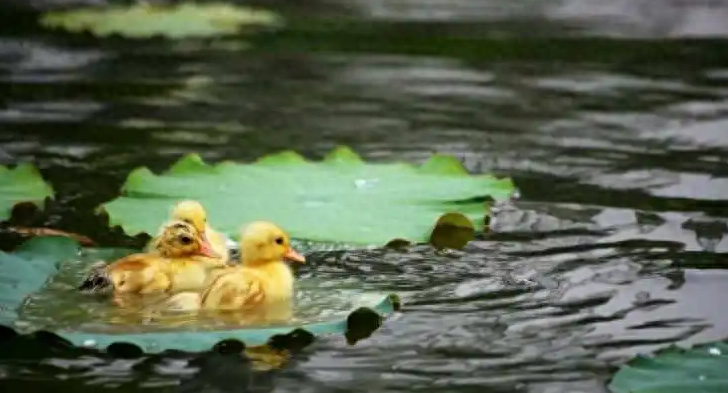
[
  {"xmin": 79, "ymin": 220, "xmax": 224, "ymax": 295},
  {"xmin": 165, "ymin": 221, "xmax": 305, "ymax": 313},
  {"xmin": 146, "ymin": 200, "xmax": 231, "ymax": 264}
]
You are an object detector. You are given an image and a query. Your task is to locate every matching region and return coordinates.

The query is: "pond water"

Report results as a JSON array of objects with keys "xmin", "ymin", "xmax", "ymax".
[{"xmin": 2, "ymin": 0, "xmax": 728, "ymax": 392}]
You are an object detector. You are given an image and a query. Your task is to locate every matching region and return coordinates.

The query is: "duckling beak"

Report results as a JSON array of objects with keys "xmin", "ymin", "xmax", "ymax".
[
  {"xmin": 197, "ymin": 234, "xmax": 220, "ymax": 258},
  {"xmin": 284, "ymin": 247, "xmax": 306, "ymax": 264}
]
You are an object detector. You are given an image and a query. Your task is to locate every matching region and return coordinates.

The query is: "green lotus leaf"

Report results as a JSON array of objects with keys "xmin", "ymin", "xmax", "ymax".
[
  {"xmin": 39, "ymin": 2, "xmax": 282, "ymax": 39},
  {"xmin": 0, "ymin": 163, "xmax": 54, "ymax": 221},
  {"xmin": 609, "ymin": 340, "xmax": 728, "ymax": 393},
  {"xmin": 99, "ymin": 146, "xmax": 515, "ymax": 246}
]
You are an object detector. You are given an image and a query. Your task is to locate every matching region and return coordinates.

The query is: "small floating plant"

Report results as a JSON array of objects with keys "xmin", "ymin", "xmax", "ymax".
[{"xmin": 39, "ymin": 2, "xmax": 283, "ymax": 39}]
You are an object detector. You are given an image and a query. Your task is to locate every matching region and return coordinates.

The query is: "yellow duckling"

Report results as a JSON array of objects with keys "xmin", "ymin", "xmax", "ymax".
[
  {"xmin": 79, "ymin": 220, "xmax": 224, "ymax": 295},
  {"xmin": 146, "ymin": 200, "xmax": 231, "ymax": 264},
  {"xmin": 165, "ymin": 221, "xmax": 305, "ymax": 313}
]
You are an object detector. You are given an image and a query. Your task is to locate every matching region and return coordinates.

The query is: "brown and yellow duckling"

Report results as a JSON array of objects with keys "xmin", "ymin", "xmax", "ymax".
[{"xmin": 78, "ymin": 220, "xmax": 225, "ymax": 295}]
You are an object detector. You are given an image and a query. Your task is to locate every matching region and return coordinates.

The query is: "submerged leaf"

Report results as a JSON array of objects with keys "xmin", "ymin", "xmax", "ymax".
[
  {"xmin": 0, "ymin": 236, "xmax": 79, "ymax": 326},
  {"xmin": 9, "ymin": 238, "xmax": 397, "ymax": 353},
  {"xmin": 0, "ymin": 164, "xmax": 54, "ymax": 221},
  {"xmin": 40, "ymin": 2, "xmax": 282, "ymax": 39},
  {"xmin": 609, "ymin": 341, "xmax": 728, "ymax": 393},
  {"xmin": 100, "ymin": 146, "xmax": 514, "ymax": 246}
]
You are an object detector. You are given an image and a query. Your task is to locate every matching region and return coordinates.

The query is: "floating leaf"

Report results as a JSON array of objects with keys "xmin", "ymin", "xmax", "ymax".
[
  {"xmin": 39, "ymin": 2, "xmax": 282, "ymax": 39},
  {"xmin": 3, "ymin": 237, "xmax": 397, "ymax": 353},
  {"xmin": 384, "ymin": 238, "xmax": 414, "ymax": 250},
  {"xmin": 0, "ymin": 163, "xmax": 54, "ymax": 221},
  {"xmin": 99, "ymin": 146, "xmax": 515, "ymax": 246},
  {"xmin": 429, "ymin": 212, "xmax": 475, "ymax": 250},
  {"xmin": 609, "ymin": 341, "xmax": 728, "ymax": 393}
]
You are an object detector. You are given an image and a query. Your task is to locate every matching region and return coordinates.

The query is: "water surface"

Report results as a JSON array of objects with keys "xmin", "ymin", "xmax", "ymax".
[{"xmin": 1, "ymin": 1, "xmax": 728, "ymax": 392}]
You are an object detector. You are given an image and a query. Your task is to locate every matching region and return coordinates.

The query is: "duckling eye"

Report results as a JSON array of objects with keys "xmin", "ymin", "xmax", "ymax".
[
  {"xmin": 275, "ymin": 237, "xmax": 284, "ymax": 245},
  {"xmin": 182, "ymin": 219, "xmax": 192, "ymax": 224},
  {"xmin": 179, "ymin": 235, "xmax": 193, "ymax": 245}
]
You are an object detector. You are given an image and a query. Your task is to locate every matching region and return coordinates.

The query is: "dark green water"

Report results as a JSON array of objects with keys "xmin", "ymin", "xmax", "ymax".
[{"xmin": 2, "ymin": 1, "xmax": 728, "ymax": 392}]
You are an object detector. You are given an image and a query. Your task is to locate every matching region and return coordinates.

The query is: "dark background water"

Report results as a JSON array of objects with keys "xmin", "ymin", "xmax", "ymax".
[{"xmin": 1, "ymin": 0, "xmax": 728, "ymax": 392}]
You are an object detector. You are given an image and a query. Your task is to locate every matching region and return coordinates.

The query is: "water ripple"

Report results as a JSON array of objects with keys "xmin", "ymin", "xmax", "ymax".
[{"xmin": 1, "ymin": 6, "xmax": 727, "ymax": 393}]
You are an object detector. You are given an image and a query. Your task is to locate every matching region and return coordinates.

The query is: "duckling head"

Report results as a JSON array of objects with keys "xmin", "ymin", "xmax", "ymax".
[
  {"xmin": 240, "ymin": 221, "xmax": 305, "ymax": 266},
  {"xmin": 156, "ymin": 220, "xmax": 220, "ymax": 259},
  {"xmin": 171, "ymin": 199, "xmax": 218, "ymax": 246},
  {"xmin": 172, "ymin": 200, "xmax": 208, "ymax": 233}
]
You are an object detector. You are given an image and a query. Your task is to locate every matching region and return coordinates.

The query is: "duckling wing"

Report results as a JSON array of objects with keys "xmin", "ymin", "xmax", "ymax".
[
  {"xmin": 199, "ymin": 268, "xmax": 266, "ymax": 311},
  {"xmin": 107, "ymin": 254, "xmax": 170, "ymax": 294},
  {"xmin": 165, "ymin": 291, "xmax": 202, "ymax": 312},
  {"xmin": 162, "ymin": 266, "xmax": 236, "ymax": 311},
  {"xmin": 163, "ymin": 259, "xmax": 218, "ymax": 291}
]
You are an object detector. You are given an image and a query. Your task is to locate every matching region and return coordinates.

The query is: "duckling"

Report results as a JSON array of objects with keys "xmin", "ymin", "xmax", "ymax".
[
  {"xmin": 146, "ymin": 200, "xmax": 232, "ymax": 264},
  {"xmin": 78, "ymin": 220, "xmax": 224, "ymax": 295},
  {"xmin": 165, "ymin": 221, "xmax": 305, "ymax": 313}
]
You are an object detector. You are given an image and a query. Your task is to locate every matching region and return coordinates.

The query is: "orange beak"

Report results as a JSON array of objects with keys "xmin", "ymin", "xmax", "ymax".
[
  {"xmin": 197, "ymin": 233, "xmax": 220, "ymax": 259},
  {"xmin": 284, "ymin": 247, "xmax": 306, "ymax": 264}
]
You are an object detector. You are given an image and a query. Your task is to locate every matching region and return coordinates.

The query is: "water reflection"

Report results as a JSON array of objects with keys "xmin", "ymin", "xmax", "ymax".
[
  {"xmin": 350, "ymin": 0, "xmax": 728, "ymax": 38},
  {"xmin": 1, "ymin": 0, "xmax": 728, "ymax": 392}
]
